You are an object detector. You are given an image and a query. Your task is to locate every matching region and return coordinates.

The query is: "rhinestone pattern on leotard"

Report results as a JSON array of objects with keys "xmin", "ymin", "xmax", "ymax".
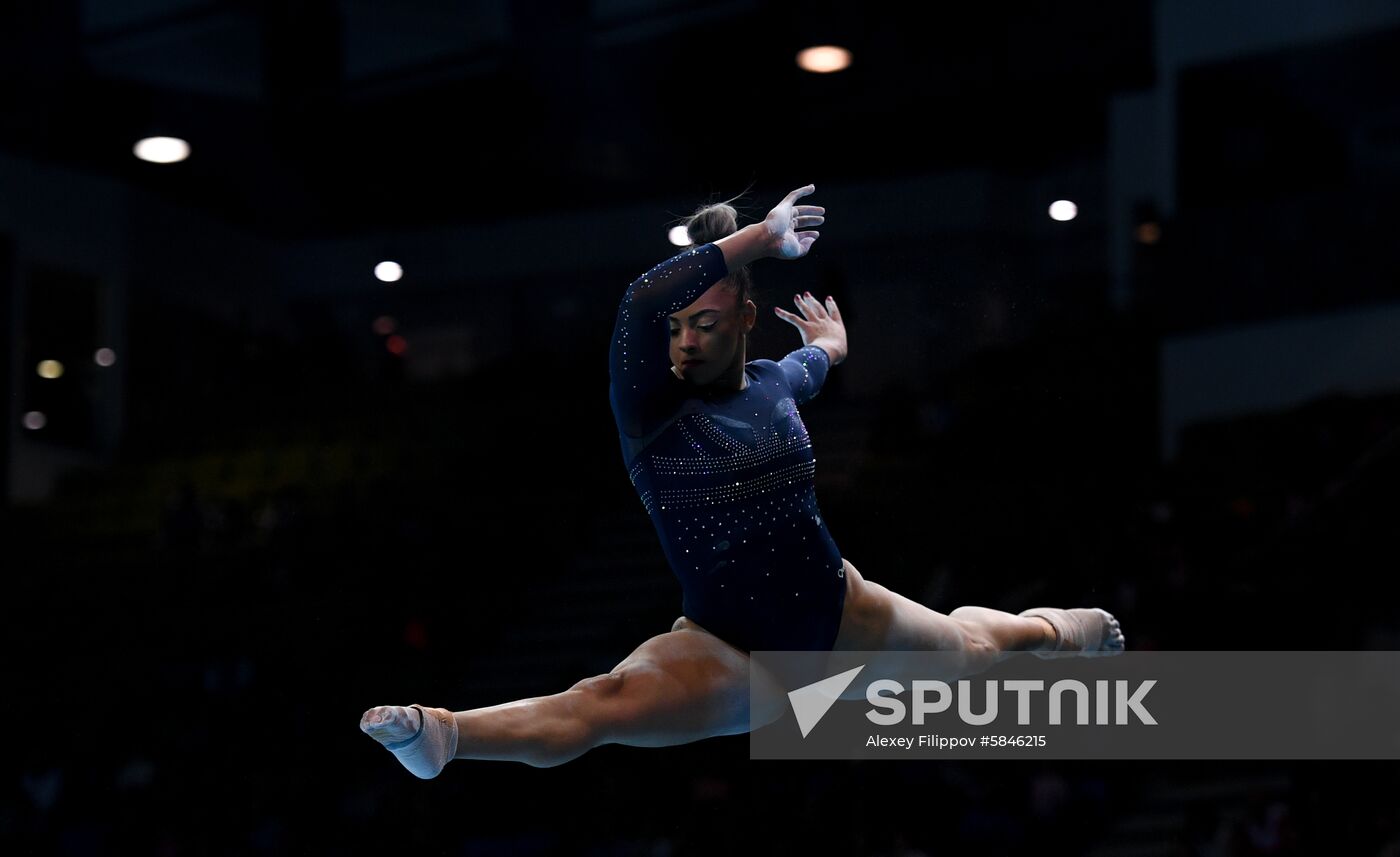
[{"xmin": 608, "ymin": 243, "xmax": 847, "ymax": 652}]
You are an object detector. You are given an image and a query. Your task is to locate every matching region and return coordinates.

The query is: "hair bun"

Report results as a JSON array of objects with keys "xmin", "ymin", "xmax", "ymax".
[
  {"xmin": 682, "ymin": 202, "xmax": 739, "ymax": 247},
  {"xmin": 674, "ymin": 191, "xmax": 754, "ymax": 322}
]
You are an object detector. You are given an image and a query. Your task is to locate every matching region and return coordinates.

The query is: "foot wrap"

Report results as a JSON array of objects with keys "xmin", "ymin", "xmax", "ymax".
[
  {"xmin": 1019, "ymin": 607, "xmax": 1124, "ymax": 658},
  {"xmin": 362, "ymin": 704, "xmax": 459, "ymax": 779}
]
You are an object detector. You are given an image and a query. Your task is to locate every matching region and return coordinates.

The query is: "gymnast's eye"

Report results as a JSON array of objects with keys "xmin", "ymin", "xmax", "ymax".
[{"xmin": 670, "ymin": 324, "xmax": 716, "ymax": 336}]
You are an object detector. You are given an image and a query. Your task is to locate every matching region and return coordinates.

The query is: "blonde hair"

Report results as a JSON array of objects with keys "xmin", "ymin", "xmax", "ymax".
[{"xmin": 677, "ymin": 189, "xmax": 755, "ymax": 313}]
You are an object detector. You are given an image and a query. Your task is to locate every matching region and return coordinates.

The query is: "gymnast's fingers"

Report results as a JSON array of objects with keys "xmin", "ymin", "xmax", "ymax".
[
  {"xmin": 773, "ymin": 305, "xmax": 806, "ymax": 327},
  {"xmin": 825, "ymin": 295, "xmax": 841, "ymax": 322},
  {"xmin": 782, "ymin": 183, "xmax": 816, "ymax": 206}
]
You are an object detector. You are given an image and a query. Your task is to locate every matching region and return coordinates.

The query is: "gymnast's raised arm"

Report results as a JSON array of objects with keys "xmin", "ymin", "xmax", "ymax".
[{"xmin": 607, "ymin": 184, "xmax": 824, "ymax": 438}]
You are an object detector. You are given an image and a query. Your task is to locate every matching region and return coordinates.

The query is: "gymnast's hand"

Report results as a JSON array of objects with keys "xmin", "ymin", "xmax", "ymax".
[
  {"xmin": 762, "ymin": 184, "xmax": 825, "ymax": 260},
  {"xmin": 773, "ymin": 290, "xmax": 848, "ymax": 366}
]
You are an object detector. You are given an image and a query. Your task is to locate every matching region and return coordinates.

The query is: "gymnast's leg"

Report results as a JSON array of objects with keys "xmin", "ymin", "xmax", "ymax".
[
  {"xmin": 360, "ymin": 616, "xmax": 787, "ymax": 775},
  {"xmin": 830, "ymin": 558, "xmax": 1123, "ymax": 688}
]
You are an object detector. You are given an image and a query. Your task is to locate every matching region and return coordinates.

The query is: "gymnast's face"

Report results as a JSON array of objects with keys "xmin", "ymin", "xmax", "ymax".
[{"xmin": 668, "ymin": 280, "xmax": 755, "ymax": 388}]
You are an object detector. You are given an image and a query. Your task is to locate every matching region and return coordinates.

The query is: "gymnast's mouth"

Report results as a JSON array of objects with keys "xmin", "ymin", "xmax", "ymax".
[{"xmin": 681, "ymin": 359, "xmax": 704, "ymax": 366}]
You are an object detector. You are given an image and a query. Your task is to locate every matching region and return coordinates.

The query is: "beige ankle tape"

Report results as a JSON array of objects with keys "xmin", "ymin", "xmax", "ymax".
[{"xmin": 385, "ymin": 705, "xmax": 458, "ymax": 780}]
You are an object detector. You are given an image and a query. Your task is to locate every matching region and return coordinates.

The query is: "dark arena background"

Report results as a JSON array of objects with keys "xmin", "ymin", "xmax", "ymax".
[{"xmin": 5, "ymin": 1, "xmax": 1400, "ymax": 855}]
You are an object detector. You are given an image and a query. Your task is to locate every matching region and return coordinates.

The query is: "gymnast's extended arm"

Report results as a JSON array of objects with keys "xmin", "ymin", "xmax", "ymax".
[{"xmin": 608, "ymin": 184, "xmax": 824, "ymax": 437}]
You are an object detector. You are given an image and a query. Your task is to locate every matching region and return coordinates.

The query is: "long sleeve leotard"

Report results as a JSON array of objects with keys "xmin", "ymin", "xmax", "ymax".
[{"xmin": 608, "ymin": 242, "xmax": 847, "ymax": 653}]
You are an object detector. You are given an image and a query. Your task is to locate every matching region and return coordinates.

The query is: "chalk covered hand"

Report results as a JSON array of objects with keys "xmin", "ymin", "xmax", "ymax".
[
  {"xmin": 773, "ymin": 291, "xmax": 847, "ymax": 366},
  {"xmin": 761, "ymin": 184, "xmax": 825, "ymax": 260}
]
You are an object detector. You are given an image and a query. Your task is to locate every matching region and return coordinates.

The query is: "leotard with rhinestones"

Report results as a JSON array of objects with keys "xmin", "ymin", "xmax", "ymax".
[{"xmin": 608, "ymin": 242, "xmax": 847, "ymax": 653}]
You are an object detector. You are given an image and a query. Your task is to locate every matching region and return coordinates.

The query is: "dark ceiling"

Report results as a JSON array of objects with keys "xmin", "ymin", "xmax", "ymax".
[{"xmin": 0, "ymin": 1, "xmax": 1154, "ymax": 239}]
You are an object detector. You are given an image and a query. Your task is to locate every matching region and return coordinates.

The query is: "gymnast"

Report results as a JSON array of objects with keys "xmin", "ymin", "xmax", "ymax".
[{"xmin": 361, "ymin": 183, "xmax": 1124, "ymax": 774}]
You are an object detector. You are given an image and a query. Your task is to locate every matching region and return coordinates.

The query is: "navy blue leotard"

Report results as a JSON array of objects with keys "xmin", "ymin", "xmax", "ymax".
[{"xmin": 608, "ymin": 242, "xmax": 847, "ymax": 653}]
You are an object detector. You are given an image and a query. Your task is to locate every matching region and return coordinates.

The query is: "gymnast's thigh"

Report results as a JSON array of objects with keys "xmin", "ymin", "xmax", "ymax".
[
  {"xmin": 593, "ymin": 616, "xmax": 786, "ymax": 747},
  {"xmin": 826, "ymin": 556, "xmax": 959, "ymax": 700}
]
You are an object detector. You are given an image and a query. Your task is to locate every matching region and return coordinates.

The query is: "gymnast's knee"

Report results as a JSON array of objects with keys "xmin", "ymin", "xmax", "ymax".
[
  {"xmin": 571, "ymin": 671, "xmax": 626, "ymax": 697},
  {"xmin": 950, "ymin": 618, "xmax": 1000, "ymax": 673},
  {"xmin": 567, "ymin": 671, "xmax": 628, "ymax": 733},
  {"xmin": 513, "ymin": 672, "xmax": 627, "ymax": 768}
]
